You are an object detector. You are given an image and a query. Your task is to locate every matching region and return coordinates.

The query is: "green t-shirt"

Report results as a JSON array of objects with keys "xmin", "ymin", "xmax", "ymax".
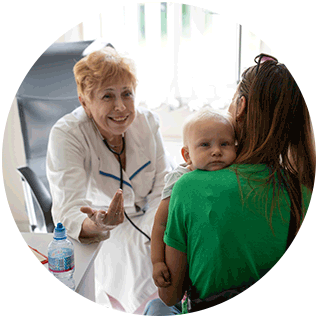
[{"xmin": 164, "ymin": 164, "xmax": 311, "ymax": 303}]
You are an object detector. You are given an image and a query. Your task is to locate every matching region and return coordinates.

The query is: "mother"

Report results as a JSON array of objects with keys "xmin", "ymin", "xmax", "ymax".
[
  {"xmin": 46, "ymin": 46, "xmax": 171, "ymax": 313},
  {"xmin": 144, "ymin": 54, "xmax": 315, "ymax": 315}
]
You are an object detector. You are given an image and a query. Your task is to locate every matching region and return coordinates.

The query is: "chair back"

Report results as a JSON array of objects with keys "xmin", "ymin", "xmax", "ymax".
[{"xmin": 16, "ymin": 40, "xmax": 106, "ymax": 231}]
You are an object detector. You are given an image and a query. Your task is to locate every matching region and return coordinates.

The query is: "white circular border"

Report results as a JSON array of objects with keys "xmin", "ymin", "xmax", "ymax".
[{"xmin": 1, "ymin": 1, "xmax": 317, "ymax": 317}]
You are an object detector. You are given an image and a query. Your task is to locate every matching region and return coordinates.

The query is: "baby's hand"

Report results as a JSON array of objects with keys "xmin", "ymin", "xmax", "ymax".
[{"xmin": 153, "ymin": 262, "xmax": 171, "ymax": 288}]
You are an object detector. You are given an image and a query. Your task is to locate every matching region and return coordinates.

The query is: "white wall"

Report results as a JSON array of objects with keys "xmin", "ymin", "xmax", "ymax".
[
  {"xmin": 56, "ymin": 23, "xmax": 83, "ymax": 42},
  {"xmin": 2, "ymin": 98, "xmax": 29, "ymax": 231}
]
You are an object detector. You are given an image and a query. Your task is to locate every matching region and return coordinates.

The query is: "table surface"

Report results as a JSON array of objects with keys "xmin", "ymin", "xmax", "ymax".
[{"xmin": 22, "ymin": 232, "xmax": 101, "ymax": 293}]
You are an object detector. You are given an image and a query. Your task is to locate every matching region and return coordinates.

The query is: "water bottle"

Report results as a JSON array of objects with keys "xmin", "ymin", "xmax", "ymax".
[{"xmin": 48, "ymin": 223, "xmax": 75, "ymax": 290}]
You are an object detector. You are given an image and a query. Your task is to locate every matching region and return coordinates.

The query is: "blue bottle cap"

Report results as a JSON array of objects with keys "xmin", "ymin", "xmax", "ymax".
[{"xmin": 54, "ymin": 222, "xmax": 67, "ymax": 240}]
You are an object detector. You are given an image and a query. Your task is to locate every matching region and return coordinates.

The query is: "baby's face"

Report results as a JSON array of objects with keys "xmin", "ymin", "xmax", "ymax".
[{"xmin": 184, "ymin": 118, "xmax": 236, "ymax": 171}]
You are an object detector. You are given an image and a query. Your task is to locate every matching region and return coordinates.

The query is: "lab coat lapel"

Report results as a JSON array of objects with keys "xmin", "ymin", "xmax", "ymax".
[
  {"xmin": 125, "ymin": 125, "xmax": 151, "ymax": 181},
  {"xmin": 97, "ymin": 129, "xmax": 150, "ymax": 188},
  {"xmin": 98, "ymin": 139, "xmax": 132, "ymax": 189}
]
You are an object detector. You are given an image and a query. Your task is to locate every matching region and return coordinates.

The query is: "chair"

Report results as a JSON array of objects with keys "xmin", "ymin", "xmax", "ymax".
[{"xmin": 16, "ymin": 39, "xmax": 112, "ymax": 233}]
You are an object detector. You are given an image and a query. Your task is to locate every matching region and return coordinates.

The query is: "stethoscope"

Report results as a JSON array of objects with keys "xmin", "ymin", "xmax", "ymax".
[{"xmin": 102, "ymin": 133, "xmax": 151, "ymax": 242}]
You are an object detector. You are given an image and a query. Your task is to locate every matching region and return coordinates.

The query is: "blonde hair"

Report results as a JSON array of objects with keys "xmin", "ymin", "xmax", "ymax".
[
  {"xmin": 73, "ymin": 47, "xmax": 137, "ymax": 100},
  {"xmin": 182, "ymin": 107, "xmax": 235, "ymax": 147}
]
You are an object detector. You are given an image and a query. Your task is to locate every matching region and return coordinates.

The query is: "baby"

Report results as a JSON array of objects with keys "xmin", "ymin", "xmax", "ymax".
[{"xmin": 151, "ymin": 107, "xmax": 237, "ymax": 288}]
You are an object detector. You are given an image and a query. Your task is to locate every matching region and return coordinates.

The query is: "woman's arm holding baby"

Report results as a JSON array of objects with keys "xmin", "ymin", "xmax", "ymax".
[
  {"xmin": 151, "ymin": 198, "xmax": 171, "ymax": 287},
  {"xmin": 158, "ymin": 245, "xmax": 188, "ymax": 306}
]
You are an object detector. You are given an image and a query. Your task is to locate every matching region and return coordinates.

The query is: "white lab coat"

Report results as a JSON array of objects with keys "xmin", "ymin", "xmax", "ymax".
[{"xmin": 46, "ymin": 106, "xmax": 171, "ymax": 312}]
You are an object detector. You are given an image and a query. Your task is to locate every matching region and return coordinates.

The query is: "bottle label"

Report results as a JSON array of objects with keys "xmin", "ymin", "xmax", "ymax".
[{"xmin": 48, "ymin": 249, "xmax": 74, "ymax": 273}]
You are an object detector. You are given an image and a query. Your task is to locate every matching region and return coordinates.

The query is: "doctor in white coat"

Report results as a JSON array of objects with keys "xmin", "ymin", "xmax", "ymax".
[{"xmin": 46, "ymin": 47, "xmax": 171, "ymax": 313}]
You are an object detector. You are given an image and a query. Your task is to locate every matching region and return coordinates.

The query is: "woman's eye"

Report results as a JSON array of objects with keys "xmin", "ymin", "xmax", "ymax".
[
  {"xmin": 103, "ymin": 94, "xmax": 112, "ymax": 99},
  {"xmin": 123, "ymin": 91, "xmax": 133, "ymax": 98},
  {"xmin": 221, "ymin": 142, "xmax": 230, "ymax": 147}
]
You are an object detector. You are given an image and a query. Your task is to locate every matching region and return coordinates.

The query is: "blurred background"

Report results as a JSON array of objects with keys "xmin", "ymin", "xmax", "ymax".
[{"xmin": 3, "ymin": 2, "xmax": 272, "ymax": 232}]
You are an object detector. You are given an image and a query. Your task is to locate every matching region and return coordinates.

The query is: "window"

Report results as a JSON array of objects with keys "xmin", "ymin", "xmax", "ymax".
[
  {"xmin": 58, "ymin": 3, "xmax": 271, "ymax": 109},
  {"xmin": 139, "ymin": 4, "xmax": 146, "ymax": 43},
  {"xmin": 161, "ymin": 2, "xmax": 167, "ymax": 41},
  {"xmin": 56, "ymin": 2, "xmax": 272, "ymax": 163}
]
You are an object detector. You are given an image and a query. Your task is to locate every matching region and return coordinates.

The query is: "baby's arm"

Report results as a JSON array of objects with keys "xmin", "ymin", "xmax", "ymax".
[{"xmin": 151, "ymin": 197, "xmax": 171, "ymax": 287}]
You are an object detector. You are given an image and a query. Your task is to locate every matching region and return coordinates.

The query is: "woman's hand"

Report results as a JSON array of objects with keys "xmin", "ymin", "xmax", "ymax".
[
  {"xmin": 81, "ymin": 189, "xmax": 125, "ymax": 230},
  {"xmin": 79, "ymin": 189, "xmax": 125, "ymax": 243}
]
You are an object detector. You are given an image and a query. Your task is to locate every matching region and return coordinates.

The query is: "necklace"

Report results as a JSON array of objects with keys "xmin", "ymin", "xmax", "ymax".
[
  {"xmin": 90, "ymin": 118, "xmax": 124, "ymax": 149},
  {"xmin": 108, "ymin": 139, "xmax": 123, "ymax": 149}
]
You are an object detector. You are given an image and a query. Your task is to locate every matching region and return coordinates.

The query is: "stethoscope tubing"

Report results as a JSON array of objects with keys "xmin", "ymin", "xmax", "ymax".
[{"xmin": 103, "ymin": 137, "xmax": 151, "ymax": 241}]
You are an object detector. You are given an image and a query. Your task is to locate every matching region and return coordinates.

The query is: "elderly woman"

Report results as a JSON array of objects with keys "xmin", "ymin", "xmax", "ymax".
[{"xmin": 46, "ymin": 46, "xmax": 171, "ymax": 313}]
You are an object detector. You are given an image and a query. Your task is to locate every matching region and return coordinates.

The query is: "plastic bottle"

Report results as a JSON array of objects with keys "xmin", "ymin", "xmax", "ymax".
[{"xmin": 48, "ymin": 223, "xmax": 75, "ymax": 290}]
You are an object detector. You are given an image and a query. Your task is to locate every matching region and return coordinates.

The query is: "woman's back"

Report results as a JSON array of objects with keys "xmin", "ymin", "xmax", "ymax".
[{"xmin": 165, "ymin": 164, "xmax": 312, "ymax": 299}]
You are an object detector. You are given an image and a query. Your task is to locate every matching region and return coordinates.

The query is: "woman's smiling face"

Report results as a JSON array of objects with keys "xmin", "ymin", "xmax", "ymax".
[{"xmin": 82, "ymin": 82, "xmax": 136, "ymax": 140}]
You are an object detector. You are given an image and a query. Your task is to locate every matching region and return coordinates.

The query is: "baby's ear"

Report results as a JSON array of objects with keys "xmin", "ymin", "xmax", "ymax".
[{"xmin": 181, "ymin": 147, "xmax": 191, "ymax": 165}]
